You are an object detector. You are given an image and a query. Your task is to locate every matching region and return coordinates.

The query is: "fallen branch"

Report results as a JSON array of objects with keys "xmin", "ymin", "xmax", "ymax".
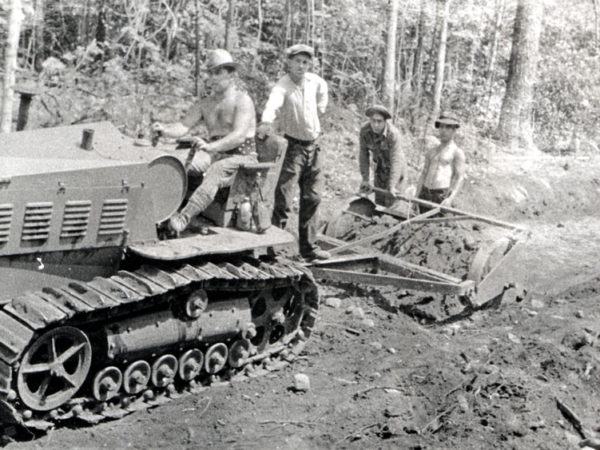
[
  {"xmin": 444, "ymin": 375, "xmax": 478, "ymax": 398},
  {"xmin": 420, "ymin": 404, "xmax": 457, "ymax": 434},
  {"xmin": 336, "ymin": 422, "xmax": 379, "ymax": 444},
  {"xmin": 555, "ymin": 397, "xmax": 586, "ymax": 439},
  {"xmin": 353, "ymin": 386, "xmax": 400, "ymax": 398},
  {"xmin": 259, "ymin": 419, "xmax": 317, "ymax": 427}
]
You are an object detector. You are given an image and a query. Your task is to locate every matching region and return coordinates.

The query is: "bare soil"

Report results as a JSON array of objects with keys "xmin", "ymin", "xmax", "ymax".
[{"xmin": 4, "ymin": 140, "xmax": 600, "ymax": 449}]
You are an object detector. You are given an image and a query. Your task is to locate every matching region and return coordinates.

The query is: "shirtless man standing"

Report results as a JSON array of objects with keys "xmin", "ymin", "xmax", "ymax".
[
  {"xmin": 416, "ymin": 112, "xmax": 466, "ymax": 209},
  {"xmin": 152, "ymin": 49, "xmax": 257, "ymax": 233}
]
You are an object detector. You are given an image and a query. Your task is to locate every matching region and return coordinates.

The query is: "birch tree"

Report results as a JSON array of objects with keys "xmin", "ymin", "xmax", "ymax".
[
  {"xmin": 430, "ymin": 0, "xmax": 450, "ymax": 127},
  {"xmin": 382, "ymin": 0, "xmax": 399, "ymax": 112},
  {"xmin": 1, "ymin": 0, "xmax": 24, "ymax": 133}
]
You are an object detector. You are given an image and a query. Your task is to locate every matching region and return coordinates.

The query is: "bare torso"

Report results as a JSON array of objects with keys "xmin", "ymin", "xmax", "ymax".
[
  {"xmin": 184, "ymin": 86, "xmax": 255, "ymax": 141},
  {"xmin": 423, "ymin": 142, "xmax": 458, "ymax": 189}
]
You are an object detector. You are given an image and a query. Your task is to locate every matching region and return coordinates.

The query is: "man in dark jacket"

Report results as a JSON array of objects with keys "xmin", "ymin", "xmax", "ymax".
[{"xmin": 358, "ymin": 105, "xmax": 407, "ymax": 207}]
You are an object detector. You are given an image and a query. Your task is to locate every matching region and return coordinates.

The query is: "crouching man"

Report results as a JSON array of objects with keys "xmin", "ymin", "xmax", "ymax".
[{"xmin": 153, "ymin": 49, "xmax": 257, "ymax": 233}]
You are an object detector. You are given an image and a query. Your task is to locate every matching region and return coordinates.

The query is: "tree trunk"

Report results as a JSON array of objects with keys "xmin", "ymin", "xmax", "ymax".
[
  {"xmin": 1, "ymin": 0, "xmax": 24, "ymax": 134},
  {"xmin": 593, "ymin": 0, "xmax": 600, "ymax": 45},
  {"xmin": 253, "ymin": 0, "xmax": 263, "ymax": 69},
  {"xmin": 194, "ymin": 0, "xmax": 201, "ymax": 96},
  {"xmin": 283, "ymin": 0, "xmax": 292, "ymax": 50},
  {"xmin": 80, "ymin": 0, "xmax": 90, "ymax": 45},
  {"xmin": 412, "ymin": 0, "xmax": 426, "ymax": 122},
  {"xmin": 225, "ymin": 0, "xmax": 237, "ymax": 51},
  {"xmin": 485, "ymin": 0, "xmax": 505, "ymax": 111},
  {"xmin": 383, "ymin": 0, "xmax": 399, "ymax": 113},
  {"xmin": 96, "ymin": 0, "xmax": 106, "ymax": 43},
  {"xmin": 305, "ymin": 0, "xmax": 314, "ymax": 45},
  {"xmin": 496, "ymin": 0, "xmax": 543, "ymax": 148},
  {"xmin": 430, "ymin": 0, "xmax": 450, "ymax": 128},
  {"xmin": 395, "ymin": 7, "xmax": 405, "ymax": 116},
  {"xmin": 33, "ymin": 0, "xmax": 45, "ymax": 72}
]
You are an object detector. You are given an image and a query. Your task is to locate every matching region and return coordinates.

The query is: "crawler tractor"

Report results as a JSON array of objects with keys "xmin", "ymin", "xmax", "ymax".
[{"xmin": 0, "ymin": 122, "xmax": 318, "ymax": 429}]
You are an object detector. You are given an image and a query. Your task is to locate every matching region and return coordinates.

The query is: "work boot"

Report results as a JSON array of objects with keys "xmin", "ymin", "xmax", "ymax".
[
  {"xmin": 303, "ymin": 248, "xmax": 331, "ymax": 262},
  {"xmin": 169, "ymin": 212, "xmax": 191, "ymax": 234}
]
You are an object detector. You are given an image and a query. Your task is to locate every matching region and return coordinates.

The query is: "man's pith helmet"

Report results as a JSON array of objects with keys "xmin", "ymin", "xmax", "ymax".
[{"xmin": 205, "ymin": 49, "xmax": 239, "ymax": 71}]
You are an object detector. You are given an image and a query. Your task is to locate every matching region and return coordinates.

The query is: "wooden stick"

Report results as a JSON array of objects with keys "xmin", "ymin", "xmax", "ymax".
[
  {"xmin": 336, "ymin": 422, "xmax": 380, "ymax": 444},
  {"xmin": 353, "ymin": 386, "xmax": 401, "ymax": 398},
  {"xmin": 259, "ymin": 419, "xmax": 318, "ymax": 427},
  {"xmin": 370, "ymin": 187, "xmax": 525, "ymax": 230},
  {"xmin": 420, "ymin": 404, "xmax": 457, "ymax": 434},
  {"xmin": 329, "ymin": 208, "xmax": 440, "ymax": 255},
  {"xmin": 556, "ymin": 397, "xmax": 587, "ymax": 439}
]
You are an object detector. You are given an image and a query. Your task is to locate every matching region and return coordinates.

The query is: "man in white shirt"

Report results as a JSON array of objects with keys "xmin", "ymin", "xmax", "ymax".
[{"xmin": 257, "ymin": 44, "xmax": 330, "ymax": 261}]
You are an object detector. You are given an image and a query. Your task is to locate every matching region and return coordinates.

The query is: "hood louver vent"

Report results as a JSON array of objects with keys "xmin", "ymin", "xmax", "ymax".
[
  {"xmin": 60, "ymin": 200, "xmax": 92, "ymax": 239},
  {"xmin": 0, "ymin": 204, "xmax": 13, "ymax": 243},
  {"xmin": 22, "ymin": 202, "xmax": 53, "ymax": 242},
  {"xmin": 99, "ymin": 199, "xmax": 128, "ymax": 237}
]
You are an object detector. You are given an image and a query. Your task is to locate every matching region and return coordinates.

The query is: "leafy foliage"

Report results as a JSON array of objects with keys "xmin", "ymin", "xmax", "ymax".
[{"xmin": 2, "ymin": 0, "xmax": 598, "ymax": 152}]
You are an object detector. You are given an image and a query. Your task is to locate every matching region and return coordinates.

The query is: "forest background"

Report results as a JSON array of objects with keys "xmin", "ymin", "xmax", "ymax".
[{"xmin": 1, "ymin": 0, "xmax": 599, "ymax": 157}]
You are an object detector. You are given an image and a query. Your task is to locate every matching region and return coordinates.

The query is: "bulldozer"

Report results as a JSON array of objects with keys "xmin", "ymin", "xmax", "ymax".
[
  {"xmin": 0, "ymin": 120, "xmax": 529, "ymax": 432},
  {"xmin": 0, "ymin": 122, "xmax": 318, "ymax": 430}
]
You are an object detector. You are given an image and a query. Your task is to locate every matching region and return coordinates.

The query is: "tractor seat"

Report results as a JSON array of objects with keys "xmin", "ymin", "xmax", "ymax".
[{"xmin": 201, "ymin": 135, "xmax": 287, "ymax": 227}]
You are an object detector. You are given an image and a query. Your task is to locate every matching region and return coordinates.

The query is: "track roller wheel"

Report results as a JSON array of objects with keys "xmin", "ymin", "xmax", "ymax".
[
  {"xmin": 92, "ymin": 366, "xmax": 123, "ymax": 401},
  {"xmin": 17, "ymin": 326, "xmax": 92, "ymax": 411},
  {"xmin": 185, "ymin": 290, "xmax": 208, "ymax": 319},
  {"xmin": 205, "ymin": 343, "xmax": 228, "ymax": 374},
  {"xmin": 228, "ymin": 340, "xmax": 250, "ymax": 368},
  {"xmin": 151, "ymin": 355, "xmax": 178, "ymax": 387},
  {"xmin": 123, "ymin": 361, "xmax": 151, "ymax": 394},
  {"xmin": 178, "ymin": 349, "xmax": 203, "ymax": 381}
]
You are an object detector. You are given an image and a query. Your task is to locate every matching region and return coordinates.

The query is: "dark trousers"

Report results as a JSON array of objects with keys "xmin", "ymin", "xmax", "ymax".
[
  {"xmin": 418, "ymin": 186, "xmax": 449, "ymax": 213},
  {"xmin": 272, "ymin": 136, "xmax": 323, "ymax": 257}
]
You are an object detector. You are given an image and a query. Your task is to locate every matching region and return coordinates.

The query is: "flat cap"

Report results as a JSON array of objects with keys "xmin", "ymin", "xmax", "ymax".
[
  {"xmin": 286, "ymin": 44, "xmax": 314, "ymax": 58},
  {"xmin": 366, "ymin": 105, "xmax": 392, "ymax": 120},
  {"xmin": 205, "ymin": 49, "xmax": 239, "ymax": 71},
  {"xmin": 435, "ymin": 111, "xmax": 460, "ymax": 128}
]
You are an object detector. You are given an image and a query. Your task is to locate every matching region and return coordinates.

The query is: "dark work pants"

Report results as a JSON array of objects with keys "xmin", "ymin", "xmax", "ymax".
[
  {"xmin": 272, "ymin": 137, "xmax": 323, "ymax": 257},
  {"xmin": 418, "ymin": 186, "xmax": 449, "ymax": 213}
]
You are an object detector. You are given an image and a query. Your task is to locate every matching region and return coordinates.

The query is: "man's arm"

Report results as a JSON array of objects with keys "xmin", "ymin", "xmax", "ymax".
[
  {"xmin": 443, "ymin": 147, "xmax": 466, "ymax": 205},
  {"xmin": 358, "ymin": 128, "xmax": 371, "ymax": 189},
  {"xmin": 416, "ymin": 149, "xmax": 431, "ymax": 198},
  {"xmin": 257, "ymin": 83, "xmax": 285, "ymax": 138},
  {"xmin": 387, "ymin": 130, "xmax": 407, "ymax": 194},
  {"xmin": 203, "ymin": 93, "xmax": 256, "ymax": 153},
  {"xmin": 316, "ymin": 76, "xmax": 328, "ymax": 115},
  {"xmin": 154, "ymin": 103, "xmax": 202, "ymax": 138}
]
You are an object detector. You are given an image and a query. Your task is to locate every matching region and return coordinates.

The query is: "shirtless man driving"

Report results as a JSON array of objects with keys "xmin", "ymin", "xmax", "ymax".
[
  {"xmin": 416, "ymin": 112, "xmax": 466, "ymax": 210},
  {"xmin": 152, "ymin": 49, "xmax": 257, "ymax": 233}
]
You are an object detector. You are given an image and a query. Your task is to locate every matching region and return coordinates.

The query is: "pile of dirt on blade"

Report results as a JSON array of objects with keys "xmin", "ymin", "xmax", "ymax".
[
  {"xmin": 377, "ymin": 221, "xmax": 484, "ymax": 279},
  {"xmin": 337, "ymin": 215, "xmax": 485, "ymax": 280},
  {"xmin": 334, "ymin": 215, "xmax": 494, "ymax": 323}
]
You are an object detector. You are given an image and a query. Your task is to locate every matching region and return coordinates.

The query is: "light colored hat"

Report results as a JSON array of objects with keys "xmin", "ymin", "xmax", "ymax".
[
  {"xmin": 435, "ymin": 111, "xmax": 460, "ymax": 128},
  {"xmin": 366, "ymin": 104, "xmax": 392, "ymax": 120},
  {"xmin": 205, "ymin": 49, "xmax": 239, "ymax": 71},
  {"xmin": 286, "ymin": 44, "xmax": 314, "ymax": 58}
]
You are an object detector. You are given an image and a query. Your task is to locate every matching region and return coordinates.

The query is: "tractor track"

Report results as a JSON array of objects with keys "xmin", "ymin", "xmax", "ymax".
[{"xmin": 0, "ymin": 257, "xmax": 319, "ymax": 431}]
